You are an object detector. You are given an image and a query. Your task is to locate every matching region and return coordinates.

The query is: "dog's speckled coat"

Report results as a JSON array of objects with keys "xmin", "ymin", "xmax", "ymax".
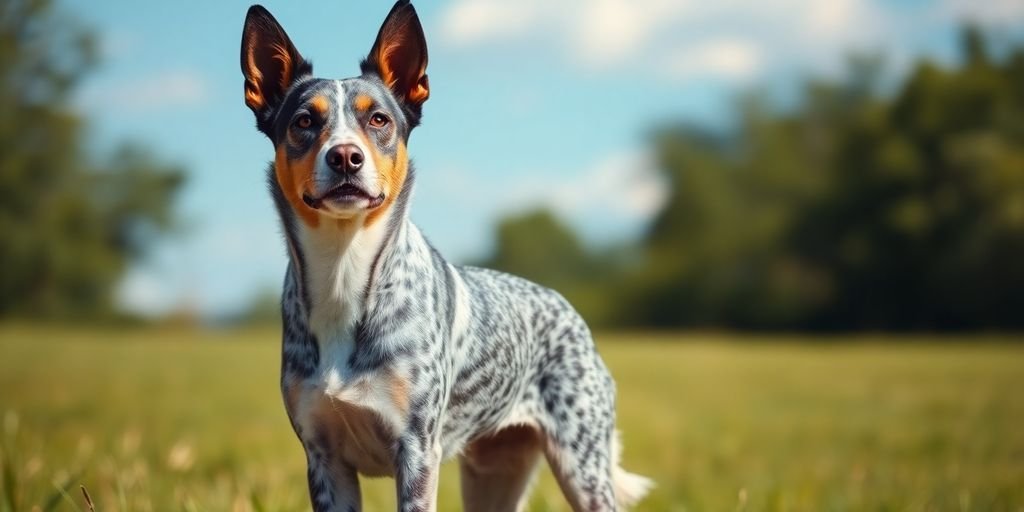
[{"xmin": 241, "ymin": 2, "xmax": 652, "ymax": 511}]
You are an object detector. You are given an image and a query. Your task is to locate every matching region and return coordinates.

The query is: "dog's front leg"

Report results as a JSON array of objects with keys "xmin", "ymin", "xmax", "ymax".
[
  {"xmin": 305, "ymin": 446, "xmax": 361, "ymax": 512},
  {"xmin": 394, "ymin": 424, "xmax": 442, "ymax": 512}
]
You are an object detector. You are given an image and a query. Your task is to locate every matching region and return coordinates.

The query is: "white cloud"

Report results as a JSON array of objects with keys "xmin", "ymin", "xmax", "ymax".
[
  {"xmin": 936, "ymin": 0, "xmax": 1024, "ymax": 25},
  {"xmin": 437, "ymin": 0, "xmax": 889, "ymax": 81},
  {"xmin": 99, "ymin": 31, "xmax": 141, "ymax": 60},
  {"xmin": 78, "ymin": 69, "xmax": 208, "ymax": 113},
  {"xmin": 552, "ymin": 150, "xmax": 667, "ymax": 220},
  {"xmin": 439, "ymin": 0, "xmax": 689, "ymax": 68},
  {"xmin": 116, "ymin": 265, "xmax": 184, "ymax": 316},
  {"xmin": 571, "ymin": 0, "xmax": 691, "ymax": 67},
  {"xmin": 664, "ymin": 38, "xmax": 762, "ymax": 81},
  {"xmin": 807, "ymin": 0, "xmax": 861, "ymax": 37},
  {"xmin": 421, "ymin": 151, "xmax": 666, "ymax": 248},
  {"xmin": 498, "ymin": 150, "xmax": 667, "ymax": 242},
  {"xmin": 440, "ymin": 0, "xmax": 546, "ymax": 46}
]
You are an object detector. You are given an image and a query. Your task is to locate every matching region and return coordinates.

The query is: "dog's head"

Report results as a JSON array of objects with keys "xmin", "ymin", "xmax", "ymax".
[{"xmin": 241, "ymin": 1, "xmax": 428, "ymax": 227}]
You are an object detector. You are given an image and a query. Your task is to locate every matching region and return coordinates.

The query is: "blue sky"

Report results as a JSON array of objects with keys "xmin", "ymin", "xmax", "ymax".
[{"xmin": 61, "ymin": 0, "xmax": 1023, "ymax": 317}]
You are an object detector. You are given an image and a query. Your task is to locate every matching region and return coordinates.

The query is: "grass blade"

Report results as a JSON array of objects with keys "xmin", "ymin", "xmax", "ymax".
[
  {"xmin": 43, "ymin": 472, "xmax": 84, "ymax": 512},
  {"xmin": 80, "ymin": 485, "xmax": 95, "ymax": 512},
  {"xmin": 0, "ymin": 448, "xmax": 16, "ymax": 512},
  {"xmin": 249, "ymin": 489, "xmax": 266, "ymax": 512}
]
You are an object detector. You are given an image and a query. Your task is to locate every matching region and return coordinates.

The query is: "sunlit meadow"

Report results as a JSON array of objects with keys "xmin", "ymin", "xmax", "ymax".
[{"xmin": 2, "ymin": 326, "xmax": 1022, "ymax": 511}]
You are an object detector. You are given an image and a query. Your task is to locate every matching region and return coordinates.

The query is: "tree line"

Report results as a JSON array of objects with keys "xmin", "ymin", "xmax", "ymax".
[
  {"xmin": 0, "ymin": 0, "xmax": 183, "ymax": 319},
  {"xmin": 483, "ymin": 28, "xmax": 1024, "ymax": 331}
]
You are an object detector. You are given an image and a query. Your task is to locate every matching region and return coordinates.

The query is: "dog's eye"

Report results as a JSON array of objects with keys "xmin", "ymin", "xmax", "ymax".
[
  {"xmin": 294, "ymin": 114, "xmax": 313, "ymax": 129},
  {"xmin": 369, "ymin": 113, "xmax": 390, "ymax": 128}
]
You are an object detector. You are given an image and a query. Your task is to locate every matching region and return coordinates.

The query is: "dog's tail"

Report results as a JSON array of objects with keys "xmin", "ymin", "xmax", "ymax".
[{"xmin": 611, "ymin": 430, "xmax": 654, "ymax": 509}]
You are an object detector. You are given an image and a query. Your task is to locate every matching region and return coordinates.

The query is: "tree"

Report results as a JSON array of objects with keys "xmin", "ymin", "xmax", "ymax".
[
  {"xmin": 639, "ymin": 28, "xmax": 1024, "ymax": 330},
  {"xmin": 0, "ymin": 0, "xmax": 184, "ymax": 319},
  {"xmin": 486, "ymin": 27, "xmax": 1024, "ymax": 331},
  {"xmin": 484, "ymin": 210, "xmax": 592, "ymax": 287},
  {"xmin": 478, "ymin": 209, "xmax": 626, "ymax": 325},
  {"xmin": 793, "ymin": 28, "xmax": 1024, "ymax": 329}
]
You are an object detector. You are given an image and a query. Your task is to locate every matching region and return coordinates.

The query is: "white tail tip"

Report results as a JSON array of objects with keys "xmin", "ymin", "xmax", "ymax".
[
  {"xmin": 613, "ymin": 466, "xmax": 655, "ymax": 508},
  {"xmin": 611, "ymin": 430, "xmax": 654, "ymax": 509}
]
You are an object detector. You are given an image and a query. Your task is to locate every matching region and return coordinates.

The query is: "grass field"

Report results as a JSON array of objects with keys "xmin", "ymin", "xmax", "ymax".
[{"xmin": 1, "ymin": 325, "xmax": 1022, "ymax": 511}]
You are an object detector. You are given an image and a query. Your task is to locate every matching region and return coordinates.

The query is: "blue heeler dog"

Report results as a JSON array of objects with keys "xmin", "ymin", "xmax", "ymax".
[{"xmin": 240, "ymin": 2, "xmax": 653, "ymax": 510}]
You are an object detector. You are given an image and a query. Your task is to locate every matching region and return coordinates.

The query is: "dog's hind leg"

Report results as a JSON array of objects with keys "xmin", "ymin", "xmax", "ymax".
[
  {"xmin": 544, "ymin": 425, "xmax": 653, "ymax": 512},
  {"xmin": 536, "ymin": 359, "xmax": 619, "ymax": 510},
  {"xmin": 459, "ymin": 425, "xmax": 543, "ymax": 512},
  {"xmin": 540, "ymin": 406, "xmax": 618, "ymax": 511},
  {"xmin": 535, "ymin": 325, "xmax": 650, "ymax": 511}
]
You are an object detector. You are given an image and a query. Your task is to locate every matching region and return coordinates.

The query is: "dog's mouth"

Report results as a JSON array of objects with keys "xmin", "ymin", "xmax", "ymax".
[{"xmin": 303, "ymin": 183, "xmax": 385, "ymax": 210}]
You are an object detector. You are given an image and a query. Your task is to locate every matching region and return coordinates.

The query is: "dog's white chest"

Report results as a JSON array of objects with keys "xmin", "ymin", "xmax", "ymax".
[{"xmin": 286, "ymin": 348, "xmax": 411, "ymax": 477}]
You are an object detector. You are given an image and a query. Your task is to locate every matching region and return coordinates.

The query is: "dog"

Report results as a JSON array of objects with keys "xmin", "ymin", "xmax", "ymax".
[{"xmin": 240, "ymin": 2, "xmax": 652, "ymax": 510}]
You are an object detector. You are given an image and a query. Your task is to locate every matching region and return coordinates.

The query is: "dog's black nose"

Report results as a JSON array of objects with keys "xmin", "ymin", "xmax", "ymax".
[{"xmin": 325, "ymin": 144, "xmax": 364, "ymax": 174}]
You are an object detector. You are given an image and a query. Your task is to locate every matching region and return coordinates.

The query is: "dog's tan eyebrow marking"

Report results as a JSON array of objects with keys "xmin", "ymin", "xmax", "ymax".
[
  {"xmin": 354, "ymin": 94, "xmax": 373, "ymax": 112},
  {"xmin": 309, "ymin": 95, "xmax": 329, "ymax": 115}
]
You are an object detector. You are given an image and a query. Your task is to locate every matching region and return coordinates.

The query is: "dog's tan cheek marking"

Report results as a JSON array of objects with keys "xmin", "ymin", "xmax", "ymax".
[
  {"xmin": 364, "ymin": 141, "xmax": 407, "ymax": 228},
  {"xmin": 275, "ymin": 143, "xmax": 321, "ymax": 228}
]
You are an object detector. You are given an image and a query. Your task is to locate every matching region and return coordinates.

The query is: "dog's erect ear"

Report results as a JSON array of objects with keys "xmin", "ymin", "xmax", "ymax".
[
  {"xmin": 241, "ymin": 5, "xmax": 311, "ymax": 134},
  {"xmin": 361, "ymin": 0, "xmax": 429, "ymax": 125}
]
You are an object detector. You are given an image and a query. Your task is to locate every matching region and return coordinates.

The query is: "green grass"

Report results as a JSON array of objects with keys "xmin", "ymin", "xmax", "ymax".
[{"xmin": 1, "ymin": 325, "xmax": 1022, "ymax": 511}]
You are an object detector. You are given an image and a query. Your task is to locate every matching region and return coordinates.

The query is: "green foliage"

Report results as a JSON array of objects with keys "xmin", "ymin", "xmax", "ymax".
[
  {"xmin": 478, "ymin": 210, "xmax": 630, "ymax": 326},
  {"xmin": 485, "ymin": 28, "xmax": 1024, "ymax": 330},
  {"xmin": 486, "ymin": 210, "xmax": 594, "ymax": 289},
  {"xmin": 790, "ymin": 28, "xmax": 1024, "ymax": 329},
  {"xmin": 0, "ymin": 0, "xmax": 184, "ymax": 319}
]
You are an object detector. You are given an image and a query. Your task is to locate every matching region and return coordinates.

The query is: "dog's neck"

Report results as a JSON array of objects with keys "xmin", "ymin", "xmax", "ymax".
[
  {"xmin": 275, "ymin": 160, "xmax": 416, "ymax": 349},
  {"xmin": 292, "ymin": 206, "xmax": 402, "ymax": 345}
]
